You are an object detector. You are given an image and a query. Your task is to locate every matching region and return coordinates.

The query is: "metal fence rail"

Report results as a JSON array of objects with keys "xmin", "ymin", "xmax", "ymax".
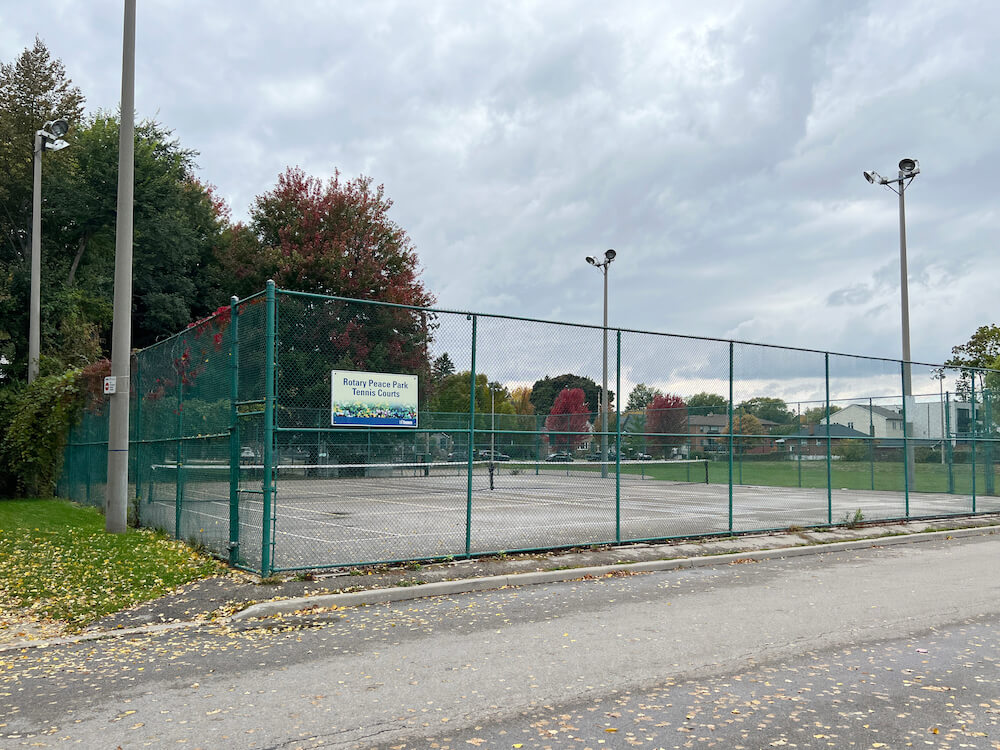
[{"xmin": 58, "ymin": 282, "xmax": 1000, "ymax": 574}]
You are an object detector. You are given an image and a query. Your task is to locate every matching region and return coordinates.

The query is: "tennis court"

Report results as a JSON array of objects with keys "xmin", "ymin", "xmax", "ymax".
[{"xmin": 141, "ymin": 459, "xmax": 995, "ymax": 571}]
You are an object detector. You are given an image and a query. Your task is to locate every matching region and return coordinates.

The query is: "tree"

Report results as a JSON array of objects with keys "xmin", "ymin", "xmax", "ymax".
[
  {"xmin": 0, "ymin": 38, "xmax": 85, "ymax": 377},
  {"xmin": 0, "ymin": 37, "xmax": 85, "ymax": 262},
  {"xmin": 945, "ymin": 324, "xmax": 1000, "ymax": 397},
  {"xmin": 801, "ymin": 404, "xmax": 841, "ymax": 424},
  {"xmin": 737, "ymin": 397, "xmax": 795, "ymax": 425},
  {"xmin": 432, "ymin": 353, "xmax": 455, "ymax": 382},
  {"xmin": 544, "ymin": 388, "xmax": 590, "ymax": 451},
  {"xmin": 224, "ymin": 168, "xmax": 436, "ymax": 433},
  {"xmin": 727, "ymin": 413, "xmax": 763, "ymax": 453},
  {"xmin": 645, "ymin": 393, "xmax": 687, "ymax": 457},
  {"xmin": 627, "ymin": 383, "xmax": 663, "ymax": 411},
  {"xmin": 510, "ymin": 386, "xmax": 535, "ymax": 416},
  {"xmin": 530, "ymin": 374, "xmax": 611, "ymax": 418},
  {"xmin": 686, "ymin": 392, "xmax": 728, "ymax": 415}
]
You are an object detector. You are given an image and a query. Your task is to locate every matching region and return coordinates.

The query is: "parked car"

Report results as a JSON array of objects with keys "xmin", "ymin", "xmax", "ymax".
[
  {"xmin": 635, "ymin": 452, "xmax": 653, "ymax": 460},
  {"xmin": 240, "ymin": 447, "xmax": 259, "ymax": 463},
  {"xmin": 478, "ymin": 450, "xmax": 511, "ymax": 461},
  {"xmin": 546, "ymin": 452, "xmax": 574, "ymax": 462}
]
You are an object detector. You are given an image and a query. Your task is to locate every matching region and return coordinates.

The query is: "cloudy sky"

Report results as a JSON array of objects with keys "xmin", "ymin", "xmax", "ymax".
[{"xmin": 5, "ymin": 1, "xmax": 1000, "ymax": 400}]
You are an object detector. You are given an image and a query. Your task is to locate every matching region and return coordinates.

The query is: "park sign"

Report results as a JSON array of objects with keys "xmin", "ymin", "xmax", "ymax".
[{"xmin": 331, "ymin": 370, "xmax": 418, "ymax": 427}]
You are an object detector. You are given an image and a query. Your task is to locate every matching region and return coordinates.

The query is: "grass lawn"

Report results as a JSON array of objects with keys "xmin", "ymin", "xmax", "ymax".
[
  {"xmin": 0, "ymin": 498, "xmax": 225, "ymax": 629},
  {"xmin": 708, "ymin": 458, "xmax": 999, "ymax": 494},
  {"xmin": 508, "ymin": 458, "xmax": 999, "ymax": 495}
]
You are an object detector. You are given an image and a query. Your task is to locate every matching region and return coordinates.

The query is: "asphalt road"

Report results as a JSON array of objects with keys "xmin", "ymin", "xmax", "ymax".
[{"xmin": 2, "ymin": 534, "xmax": 998, "ymax": 748}]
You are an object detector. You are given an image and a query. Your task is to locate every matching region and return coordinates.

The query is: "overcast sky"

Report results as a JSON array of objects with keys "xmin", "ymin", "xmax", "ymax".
[{"xmin": 5, "ymin": 1, "xmax": 1000, "ymax": 401}]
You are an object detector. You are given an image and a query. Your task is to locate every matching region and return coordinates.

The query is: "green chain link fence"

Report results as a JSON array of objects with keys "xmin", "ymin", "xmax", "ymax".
[{"xmin": 58, "ymin": 282, "xmax": 1000, "ymax": 574}]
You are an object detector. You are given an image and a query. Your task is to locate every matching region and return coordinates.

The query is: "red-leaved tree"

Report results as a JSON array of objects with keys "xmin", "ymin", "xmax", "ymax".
[
  {"xmin": 544, "ymin": 388, "xmax": 591, "ymax": 452},
  {"xmin": 216, "ymin": 168, "xmax": 437, "ymax": 428},
  {"xmin": 645, "ymin": 393, "xmax": 688, "ymax": 457}
]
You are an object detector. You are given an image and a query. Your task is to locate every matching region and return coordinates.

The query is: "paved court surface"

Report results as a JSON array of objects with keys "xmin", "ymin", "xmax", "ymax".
[{"xmin": 139, "ymin": 464, "xmax": 1000, "ymax": 570}]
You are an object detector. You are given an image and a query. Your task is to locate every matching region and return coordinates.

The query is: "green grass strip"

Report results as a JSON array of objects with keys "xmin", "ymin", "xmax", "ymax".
[{"xmin": 0, "ymin": 498, "xmax": 224, "ymax": 629}]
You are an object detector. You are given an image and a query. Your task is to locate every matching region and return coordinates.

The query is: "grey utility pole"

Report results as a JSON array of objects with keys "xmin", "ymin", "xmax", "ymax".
[
  {"xmin": 106, "ymin": 0, "xmax": 137, "ymax": 533},
  {"xmin": 864, "ymin": 158, "xmax": 920, "ymax": 491},
  {"xmin": 586, "ymin": 249, "xmax": 616, "ymax": 479},
  {"xmin": 28, "ymin": 120, "xmax": 70, "ymax": 383}
]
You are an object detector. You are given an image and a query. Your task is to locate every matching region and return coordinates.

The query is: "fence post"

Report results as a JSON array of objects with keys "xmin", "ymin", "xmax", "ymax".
[
  {"xmin": 465, "ymin": 314, "xmax": 477, "ymax": 557},
  {"xmin": 134, "ymin": 356, "xmax": 142, "ymax": 511},
  {"xmin": 727, "ymin": 342, "xmax": 734, "ymax": 533},
  {"xmin": 175, "ymin": 346, "xmax": 184, "ymax": 540},
  {"xmin": 261, "ymin": 281, "xmax": 276, "ymax": 575},
  {"xmin": 825, "ymin": 353, "xmax": 832, "ymax": 524},
  {"xmin": 984, "ymin": 388, "xmax": 994, "ymax": 496},
  {"xmin": 228, "ymin": 295, "xmax": 240, "ymax": 565},
  {"xmin": 945, "ymin": 390, "xmax": 954, "ymax": 493},
  {"xmin": 869, "ymin": 396, "xmax": 875, "ymax": 491},
  {"xmin": 901, "ymin": 360, "xmax": 910, "ymax": 518},
  {"xmin": 615, "ymin": 329, "xmax": 621, "ymax": 543},
  {"xmin": 971, "ymin": 375, "xmax": 977, "ymax": 513}
]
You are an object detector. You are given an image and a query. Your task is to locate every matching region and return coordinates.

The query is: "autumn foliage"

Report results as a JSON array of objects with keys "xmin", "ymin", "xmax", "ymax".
[
  {"xmin": 645, "ymin": 393, "xmax": 688, "ymax": 457},
  {"xmin": 544, "ymin": 388, "xmax": 591, "ymax": 451}
]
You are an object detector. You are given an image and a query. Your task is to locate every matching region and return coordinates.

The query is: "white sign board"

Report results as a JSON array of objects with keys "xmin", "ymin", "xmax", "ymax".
[{"xmin": 331, "ymin": 370, "xmax": 418, "ymax": 427}]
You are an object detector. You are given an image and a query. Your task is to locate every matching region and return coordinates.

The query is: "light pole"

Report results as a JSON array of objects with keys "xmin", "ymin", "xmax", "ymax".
[
  {"xmin": 586, "ymin": 249, "xmax": 616, "ymax": 478},
  {"xmin": 864, "ymin": 158, "xmax": 920, "ymax": 489},
  {"xmin": 28, "ymin": 118, "xmax": 70, "ymax": 383},
  {"xmin": 106, "ymin": 0, "xmax": 137, "ymax": 533}
]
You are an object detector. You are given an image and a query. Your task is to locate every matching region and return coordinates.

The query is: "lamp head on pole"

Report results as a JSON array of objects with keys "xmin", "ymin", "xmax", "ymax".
[
  {"xmin": 604, "ymin": 248, "xmax": 616, "ymax": 262},
  {"xmin": 45, "ymin": 118, "xmax": 70, "ymax": 139},
  {"xmin": 898, "ymin": 158, "xmax": 919, "ymax": 177},
  {"xmin": 586, "ymin": 256, "xmax": 597, "ymax": 266}
]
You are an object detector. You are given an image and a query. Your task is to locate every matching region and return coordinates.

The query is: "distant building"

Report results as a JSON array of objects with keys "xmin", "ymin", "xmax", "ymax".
[
  {"xmin": 824, "ymin": 404, "xmax": 904, "ymax": 438},
  {"xmin": 822, "ymin": 401, "xmax": 973, "ymax": 441},
  {"xmin": 781, "ymin": 423, "xmax": 870, "ymax": 456}
]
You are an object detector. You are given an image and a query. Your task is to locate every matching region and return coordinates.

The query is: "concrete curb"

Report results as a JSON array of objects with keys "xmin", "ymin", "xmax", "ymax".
[
  {"xmin": 0, "ymin": 619, "xmax": 207, "ymax": 653},
  {"xmin": 230, "ymin": 524, "xmax": 999, "ymax": 621}
]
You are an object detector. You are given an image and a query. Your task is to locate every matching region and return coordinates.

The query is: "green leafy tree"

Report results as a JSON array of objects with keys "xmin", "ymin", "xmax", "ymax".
[
  {"xmin": 432, "ymin": 353, "xmax": 455, "ymax": 383},
  {"xmin": 737, "ymin": 397, "xmax": 795, "ymax": 425},
  {"xmin": 0, "ymin": 37, "xmax": 85, "ymax": 262},
  {"xmin": 686, "ymin": 392, "xmax": 728, "ymax": 415},
  {"xmin": 801, "ymin": 404, "xmax": 841, "ymax": 424},
  {"xmin": 0, "ymin": 38, "xmax": 85, "ymax": 377},
  {"xmin": 627, "ymin": 383, "xmax": 663, "ymax": 411},
  {"xmin": 945, "ymin": 324, "xmax": 1000, "ymax": 398}
]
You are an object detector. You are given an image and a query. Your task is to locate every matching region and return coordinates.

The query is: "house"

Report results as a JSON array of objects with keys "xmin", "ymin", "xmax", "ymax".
[
  {"xmin": 782, "ymin": 423, "xmax": 871, "ymax": 456},
  {"xmin": 688, "ymin": 413, "xmax": 779, "ymax": 454},
  {"xmin": 824, "ymin": 404, "xmax": 904, "ymax": 438}
]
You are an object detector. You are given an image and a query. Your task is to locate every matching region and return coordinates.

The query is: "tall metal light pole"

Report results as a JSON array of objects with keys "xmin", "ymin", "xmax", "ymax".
[
  {"xmin": 106, "ymin": 0, "xmax": 137, "ymax": 533},
  {"xmin": 28, "ymin": 119, "xmax": 70, "ymax": 383},
  {"xmin": 586, "ymin": 249, "xmax": 616, "ymax": 478},
  {"xmin": 864, "ymin": 158, "xmax": 919, "ymax": 489}
]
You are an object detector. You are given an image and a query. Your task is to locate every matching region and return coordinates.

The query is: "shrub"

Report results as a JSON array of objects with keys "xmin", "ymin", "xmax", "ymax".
[
  {"xmin": 833, "ymin": 439, "xmax": 867, "ymax": 462},
  {"xmin": 0, "ymin": 370, "xmax": 84, "ymax": 497}
]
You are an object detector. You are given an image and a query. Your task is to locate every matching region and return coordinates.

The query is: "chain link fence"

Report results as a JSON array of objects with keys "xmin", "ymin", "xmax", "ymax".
[{"xmin": 58, "ymin": 282, "xmax": 1000, "ymax": 574}]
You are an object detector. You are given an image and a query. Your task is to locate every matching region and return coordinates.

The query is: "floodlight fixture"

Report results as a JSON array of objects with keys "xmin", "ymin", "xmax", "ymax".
[
  {"xmin": 46, "ymin": 139, "xmax": 70, "ymax": 152},
  {"xmin": 898, "ymin": 157, "xmax": 919, "ymax": 177},
  {"xmin": 604, "ymin": 248, "xmax": 616, "ymax": 262},
  {"xmin": 586, "ymin": 256, "xmax": 598, "ymax": 265},
  {"xmin": 45, "ymin": 118, "xmax": 69, "ymax": 138},
  {"xmin": 864, "ymin": 171, "xmax": 875, "ymax": 184}
]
